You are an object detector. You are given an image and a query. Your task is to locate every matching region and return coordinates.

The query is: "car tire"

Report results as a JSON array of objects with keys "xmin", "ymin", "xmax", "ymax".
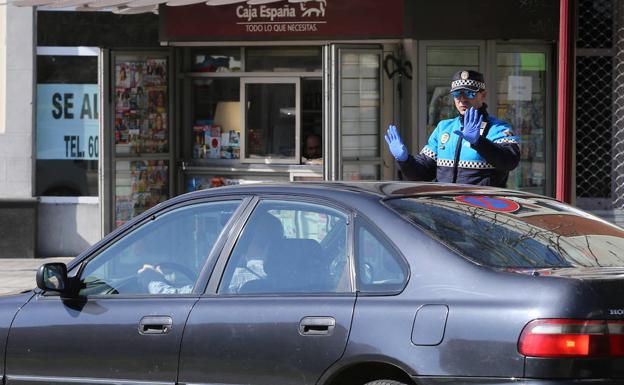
[{"xmin": 363, "ymin": 380, "xmax": 408, "ymax": 385}]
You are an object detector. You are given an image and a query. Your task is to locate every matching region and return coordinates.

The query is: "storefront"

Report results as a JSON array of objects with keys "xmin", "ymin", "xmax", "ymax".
[
  {"xmin": 102, "ymin": 0, "xmax": 406, "ymax": 231},
  {"xmin": 29, "ymin": 0, "xmax": 561, "ymax": 249}
]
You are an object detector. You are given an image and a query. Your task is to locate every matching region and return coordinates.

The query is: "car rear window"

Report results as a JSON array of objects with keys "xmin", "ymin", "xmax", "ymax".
[{"xmin": 386, "ymin": 195, "xmax": 624, "ymax": 269}]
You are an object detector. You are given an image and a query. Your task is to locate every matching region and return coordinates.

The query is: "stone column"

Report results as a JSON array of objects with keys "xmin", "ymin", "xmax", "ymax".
[
  {"xmin": 0, "ymin": 5, "xmax": 36, "ymax": 258},
  {"xmin": 1, "ymin": 4, "xmax": 34, "ymax": 198}
]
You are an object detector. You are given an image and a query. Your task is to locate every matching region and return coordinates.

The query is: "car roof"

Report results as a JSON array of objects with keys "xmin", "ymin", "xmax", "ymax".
[{"xmin": 174, "ymin": 181, "xmax": 545, "ymax": 203}]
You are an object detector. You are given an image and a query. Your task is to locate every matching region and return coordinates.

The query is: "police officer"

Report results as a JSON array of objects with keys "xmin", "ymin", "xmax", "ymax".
[{"xmin": 385, "ymin": 70, "xmax": 520, "ymax": 187}]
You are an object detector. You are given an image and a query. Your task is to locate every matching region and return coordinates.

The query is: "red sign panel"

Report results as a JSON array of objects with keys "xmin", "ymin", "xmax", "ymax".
[{"xmin": 161, "ymin": 0, "xmax": 404, "ymax": 41}]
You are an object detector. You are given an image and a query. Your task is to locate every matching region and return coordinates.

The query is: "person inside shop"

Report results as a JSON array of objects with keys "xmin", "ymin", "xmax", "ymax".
[
  {"xmin": 384, "ymin": 70, "xmax": 520, "ymax": 187},
  {"xmin": 136, "ymin": 211, "xmax": 284, "ymax": 294},
  {"xmin": 302, "ymin": 133, "xmax": 322, "ymax": 164}
]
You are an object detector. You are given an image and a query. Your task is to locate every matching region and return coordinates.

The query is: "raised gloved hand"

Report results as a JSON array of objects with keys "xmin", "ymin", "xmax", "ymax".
[
  {"xmin": 454, "ymin": 107, "xmax": 483, "ymax": 145},
  {"xmin": 384, "ymin": 125, "xmax": 408, "ymax": 161}
]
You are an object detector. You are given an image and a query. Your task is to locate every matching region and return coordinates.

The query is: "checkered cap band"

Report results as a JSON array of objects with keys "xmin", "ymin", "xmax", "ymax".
[
  {"xmin": 420, "ymin": 146, "xmax": 437, "ymax": 160},
  {"xmin": 436, "ymin": 159, "xmax": 495, "ymax": 169},
  {"xmin": 451, "ymin": 79, "xmax": 486, "ymax": 90},
  {"xmin": 494, "ymin": 138, "xmax": 519, "ymax": 144}
]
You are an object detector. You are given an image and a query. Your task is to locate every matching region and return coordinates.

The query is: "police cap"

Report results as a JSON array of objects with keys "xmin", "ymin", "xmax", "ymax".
[{"xmin": 450, "ymin": 70, "xmax": 486, "ymax": 92}]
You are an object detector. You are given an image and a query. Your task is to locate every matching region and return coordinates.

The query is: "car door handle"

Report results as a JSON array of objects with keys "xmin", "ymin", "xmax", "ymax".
[
  {"xmin": 299, "ymin": 316, "xmax": 336, "ymax": 336},
  {"xmin": 139, "ymin": 316, "xmax": 173, "ymax": 335}
]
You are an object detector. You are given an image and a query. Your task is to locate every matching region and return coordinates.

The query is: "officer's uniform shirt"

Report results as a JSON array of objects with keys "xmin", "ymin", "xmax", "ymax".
[{"xmin": 398, "ymin": 114, "xmax": 520, "ymax": 187}]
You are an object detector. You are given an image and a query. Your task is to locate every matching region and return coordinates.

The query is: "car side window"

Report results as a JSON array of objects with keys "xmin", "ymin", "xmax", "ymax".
[
  {"xmin": 218, "ymin": 200, "xmax": 351, "ymax": 294},
  {"xmin": 355, "ymin": 220, "xmax": 408, "ymax": 293},
  {"xmin": 79, "ymin": 200, "xmax": 240, "ymax": 296}
]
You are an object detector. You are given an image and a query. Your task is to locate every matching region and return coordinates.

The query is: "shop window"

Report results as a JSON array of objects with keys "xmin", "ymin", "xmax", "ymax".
[
  {"xmin": 245, "ymin": 46, "xmax": 322, "ymax": 72},
  {"xmin": 114, "ymin": 56, "xmax": 169, "ymax": 155},
  {"xmin": 36, "ymin": 51, "xmax": 99, "ymax": 196},
  {"xmin": 179, "ymin": 46, "xmax": 323, "ymax": 191},
  {"xmin": 242, "ymin": 78, "xmax": 300, "ymax": 163},
  {"xmin": 112, "ymin": 53, "xmax": 172, "ymax": 228},
  {"xmin": 301, "ymin": 78, "xmax": 323, "ymax": 164},
  {"xmin": 115, "ymin": 160, "xmax": 169, "ymax": 227},
  {"xmin": 190, "ymin": 78, "xmax": 241, "ymax": 161}
]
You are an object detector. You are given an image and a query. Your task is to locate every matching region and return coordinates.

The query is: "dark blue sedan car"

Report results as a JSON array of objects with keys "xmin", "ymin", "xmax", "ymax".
[{"xmin": 2, "ymin": 182, "xmax": 624, "ymax": 385}]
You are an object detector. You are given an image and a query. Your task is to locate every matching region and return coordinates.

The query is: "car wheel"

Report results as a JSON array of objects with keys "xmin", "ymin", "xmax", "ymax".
[{"xmin": 363, "ymin": 380, "xmax": 408, "ymax": 385}]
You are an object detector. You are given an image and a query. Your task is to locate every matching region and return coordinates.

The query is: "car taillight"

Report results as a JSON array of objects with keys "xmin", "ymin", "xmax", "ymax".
[
  {"xmin": 609, "ymin": 321, "xmax": 624, "ymax": 356},
  {"xmin": 519, "ymin": 319, "xmax": 624, "ymax": 357}
]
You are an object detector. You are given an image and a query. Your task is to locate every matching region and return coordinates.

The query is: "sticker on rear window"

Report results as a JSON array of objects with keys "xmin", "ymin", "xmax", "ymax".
[{"xmin": 454, "ymin": 196, "xmax": 521, "ymax": 213}]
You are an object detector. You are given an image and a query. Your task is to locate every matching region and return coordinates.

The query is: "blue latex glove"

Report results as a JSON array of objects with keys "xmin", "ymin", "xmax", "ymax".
[
  {"xmin": 384, "ymin": 125, "xmax": 408, "ymax": 161},
  {"xmin": 454, "ymin": 107, "xmax": 483, "ymax": 145}
]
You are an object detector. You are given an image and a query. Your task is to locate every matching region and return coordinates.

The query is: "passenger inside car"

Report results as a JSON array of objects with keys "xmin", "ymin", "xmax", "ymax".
[
  {"xmin": 224, "ymin": 212, "xmax": 285, "ymax": 293},
  {"xmin": 238, "ymin": 238, "xmax": 332, "ymax": 293}
]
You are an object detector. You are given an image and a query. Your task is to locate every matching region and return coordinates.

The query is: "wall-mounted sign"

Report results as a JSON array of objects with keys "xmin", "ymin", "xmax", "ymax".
[
  {"xmin": 161, "ymin": 0, "xmax": 404, "ymax": 41},
  {"xmin": 36, "ymin": 84, "xmax": 99, "ymax": 160}
]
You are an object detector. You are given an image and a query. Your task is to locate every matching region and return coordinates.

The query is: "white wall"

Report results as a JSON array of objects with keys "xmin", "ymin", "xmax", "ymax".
[
  {"xmin": 37, "ymin": 198, "xmax": 102, "ymax": 257},
  {"xmin": 1, "ymin": 5, "xmax": 34, "ymax": 198}
]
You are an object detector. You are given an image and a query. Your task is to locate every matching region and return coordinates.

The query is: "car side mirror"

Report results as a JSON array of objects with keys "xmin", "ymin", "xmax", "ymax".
[{"xmin": 36, "ymin": 263, "xmax": 68, "ymax": 292}]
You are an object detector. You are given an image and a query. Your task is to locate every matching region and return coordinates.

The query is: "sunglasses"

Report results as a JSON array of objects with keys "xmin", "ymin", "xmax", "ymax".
[{"xmin": 451, "ymin": 90, "xmax": 478, "ymax": 99}]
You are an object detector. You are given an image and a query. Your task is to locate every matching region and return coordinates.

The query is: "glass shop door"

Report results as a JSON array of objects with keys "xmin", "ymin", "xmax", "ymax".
[
  {"xmin": 495, "ymin": 45, "xmax": 552, "ymax": 196},
  {"xmin": 418, "ymin": 41, "xmax": 553, "ymax": 196}
]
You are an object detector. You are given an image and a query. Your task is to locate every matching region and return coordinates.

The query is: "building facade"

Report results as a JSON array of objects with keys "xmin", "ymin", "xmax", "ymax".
[{"xmin": 0, "ymin": 0, "xmax": 622, "ymax": 257}]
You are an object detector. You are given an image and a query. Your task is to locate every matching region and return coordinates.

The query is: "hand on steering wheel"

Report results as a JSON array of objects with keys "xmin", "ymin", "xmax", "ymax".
[{"xmin": 151, "ymin": 262, "xmax": 196, "ymax": 286}]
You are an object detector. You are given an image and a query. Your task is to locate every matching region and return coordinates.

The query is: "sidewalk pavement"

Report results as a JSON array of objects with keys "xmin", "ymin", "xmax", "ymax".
[{"xmin": 0, "ymin": 257, "xmax": 74, "ymax": 295}]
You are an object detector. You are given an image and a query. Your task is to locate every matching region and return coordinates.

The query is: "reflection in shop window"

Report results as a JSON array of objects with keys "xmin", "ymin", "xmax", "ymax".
[
  {"xmin": 243, "ymin": 80, "xmax": 300, "ymax": 163},
  {"xmin": 496, "ymin": 51, "xmax": 547, "ymax": 195},
  {"xmin": 424, "ymin": 46, "xmax": 480, "ymax": 136}
]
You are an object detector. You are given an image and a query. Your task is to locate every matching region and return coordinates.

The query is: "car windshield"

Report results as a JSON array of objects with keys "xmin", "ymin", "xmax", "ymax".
[{"xmin": 386, "ymin": 195, "xmax": 624, "ymax": 269}]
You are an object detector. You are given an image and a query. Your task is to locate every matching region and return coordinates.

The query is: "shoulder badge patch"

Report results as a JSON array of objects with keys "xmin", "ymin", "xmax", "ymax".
[
  {"xmin": 441, "ymin": 133, "xmax": 450, "ymax": 144},
  {"xmin": 503, "ymin": 130, "xmax": 515, "ymax": 137}
]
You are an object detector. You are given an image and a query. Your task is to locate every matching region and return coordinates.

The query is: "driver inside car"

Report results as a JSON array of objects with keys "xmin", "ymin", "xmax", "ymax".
[{"xmin": 137, "ymin": 211, "xmax": 285, "ymax": 295}]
